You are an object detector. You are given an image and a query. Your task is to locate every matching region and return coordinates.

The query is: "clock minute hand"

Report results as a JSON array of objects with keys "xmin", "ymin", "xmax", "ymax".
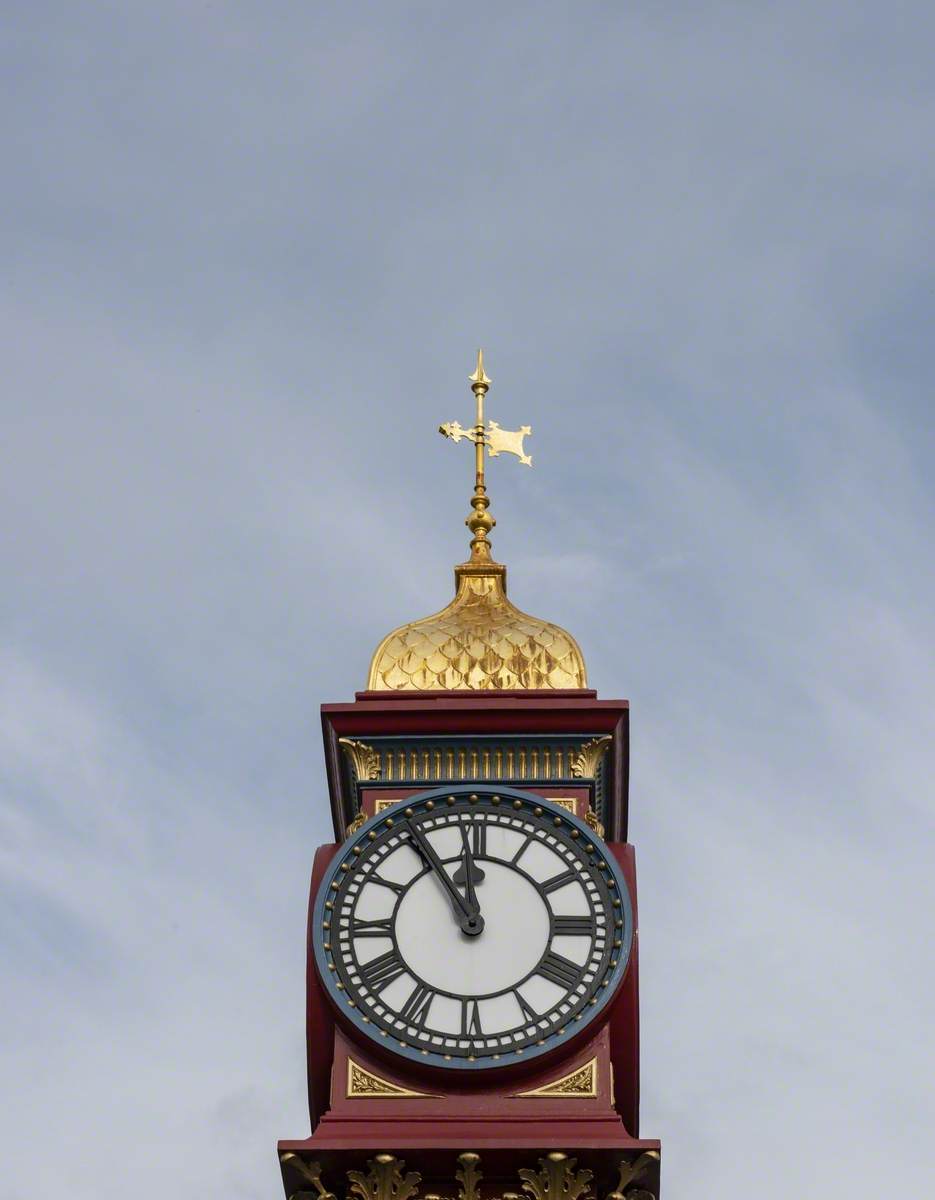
[{"xmin": 403, "ymin": 820, "xmax": 485, "ymax": 938}]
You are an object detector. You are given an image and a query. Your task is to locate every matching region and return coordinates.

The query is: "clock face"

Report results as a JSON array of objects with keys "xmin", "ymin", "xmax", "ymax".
[{"xmin": 312, "ymin": 786, "xmax": 633, "ymax": 1071}]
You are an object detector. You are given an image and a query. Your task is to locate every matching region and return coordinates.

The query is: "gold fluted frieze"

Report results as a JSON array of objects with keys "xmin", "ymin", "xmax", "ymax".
[{"xmin": 360, "ymin": 741, "xmax": 594, "ymax": 785}]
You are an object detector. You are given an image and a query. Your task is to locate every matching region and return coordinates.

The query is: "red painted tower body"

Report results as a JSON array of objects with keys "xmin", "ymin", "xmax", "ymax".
[{"xmin": 278, "ymin": 356, "xmax": 662, "ymax": 1200}]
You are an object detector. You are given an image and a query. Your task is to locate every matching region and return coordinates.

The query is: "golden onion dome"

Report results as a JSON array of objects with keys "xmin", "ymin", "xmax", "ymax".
[
  {"xmin": 367, "ymin": 559, "xmax": 587, "ymax": 690},
  {"xmin": 366, "ymin": 352, "xmax": 588, "ymax": 692}
]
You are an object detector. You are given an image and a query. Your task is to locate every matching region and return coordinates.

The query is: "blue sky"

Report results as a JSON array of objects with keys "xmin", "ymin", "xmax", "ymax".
[{"xmin": 1, "ymin": 4, "xmax": 933, "ymax": 1198}]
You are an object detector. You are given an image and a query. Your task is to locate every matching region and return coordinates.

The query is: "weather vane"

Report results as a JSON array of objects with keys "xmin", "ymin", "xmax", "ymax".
[{"xmin": 439, "ymin": 350, "xmax": 532, "ymax": 563}]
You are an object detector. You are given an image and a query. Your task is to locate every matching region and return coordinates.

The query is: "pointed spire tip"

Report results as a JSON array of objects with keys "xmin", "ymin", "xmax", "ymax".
[{"xmin": 469, "ymin": 348, "xmax": 491, "ymax": 388}]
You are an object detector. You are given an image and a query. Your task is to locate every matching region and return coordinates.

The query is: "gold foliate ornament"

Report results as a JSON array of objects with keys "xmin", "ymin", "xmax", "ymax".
[
  {"xmin": 347, "ymin": 1155, "xmax": 421, "ymax": 1200},
  {"xmin": 605, "ymin": 1152, "xmax": 660, "ymax": 1200},
  {"xmin": 455, "ymin": 1153, "xmax": 483, "ymax": 1200},
  {"xmin": 367, "ymin": 352, "xmax": 587, "ymax": 691},
  {"xmin": 279, "ymin": 1155, "xmax": 337, "ymax": 1200},
  {"xmin": 344, "ymin": 809, "xmax": 368, "ymax": 838},
  {"xmin": 340, "ymin": 738, "xmax": 382, "ymax": 782},
  {"xmin": 570, "ymin": 736, "xmax": 613, "ymax": 779},
  {"xmin": 584, "ymin": 808, "xmax": 606, "ymax": 839},
  {"xmin": 518, "ymin": 1153, "xmax": 594, "ymax": 1200}
]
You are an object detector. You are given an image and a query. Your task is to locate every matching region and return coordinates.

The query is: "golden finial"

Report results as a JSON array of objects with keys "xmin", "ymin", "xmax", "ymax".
[
  {"xmin": 468, "ymin": 348, "xmax": 491, "ymax": 388},
  {"xmin": 439, "ymin": 350, "xmax": 532, "ymax": 563}
]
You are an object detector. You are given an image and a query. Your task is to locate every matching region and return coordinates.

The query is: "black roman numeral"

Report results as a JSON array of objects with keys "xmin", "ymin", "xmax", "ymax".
[
  {"xmin": 399, "ymin": 983, "xmax": 435, "ymax": 1028},
  {"xmin": 470, "ymin": 821, "xmax": 487, "ymax": 856},
  {"xmin": 368, "ymin": 874, "xmax": 404, "ymax": 894},
  {"xmin": 460, "ymin": 998, "xmax": 483, "ymax": 1038},
  {"xmin": 513, "ymin": 989, "xmax": 539, "ymax": 1023},
  {"xmin": 537, "ymin": 950, "xmax": 582, "ymax": 990},
  {"xmin": 511, "ymin": 835, "xmax": 533, "ymax": 864},
  {"xmin": 541, "ymin": 869, "xmax": 578, "ymax": 894},
  {"xmin": 359, "ymin": 949, "xmax": 406, "ymax": 992},
  {"xmin": 553, "ymin": 915, "xmax": 596, "ymax": 936},
  {"xmin": 351, "ymin": 918, "xmax": 394, "ymax": 938}
]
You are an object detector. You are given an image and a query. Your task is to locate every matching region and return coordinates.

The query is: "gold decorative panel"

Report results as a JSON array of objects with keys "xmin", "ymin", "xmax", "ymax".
[
  {"xmin": 514, "ymin": 1056, "xmax": 598, "ymax": 1098},
  {"xmin": 346, "ymin": 1058, "xmax": 435, "ymax": 1099}
]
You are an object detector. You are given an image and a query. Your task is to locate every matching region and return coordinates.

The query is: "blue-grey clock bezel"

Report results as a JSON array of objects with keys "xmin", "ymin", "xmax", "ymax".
[{"xmin": 312, "ymin": 784, "xmax": 633, "ymax": 1072}]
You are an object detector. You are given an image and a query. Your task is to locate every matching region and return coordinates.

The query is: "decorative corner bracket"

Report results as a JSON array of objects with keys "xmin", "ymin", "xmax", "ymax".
[
  {"xmin": 570, "ymin": 735, "xmax": 612, "ymax": 779},
  {"xmin": 340, "ymin": 738, "xmax": 382, "ymax": 782}
]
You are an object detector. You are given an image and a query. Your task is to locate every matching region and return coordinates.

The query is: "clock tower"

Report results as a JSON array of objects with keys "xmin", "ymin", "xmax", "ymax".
[{"xmin": 278, "ymin": 354, "xmax": 662, "ymax": 1200}]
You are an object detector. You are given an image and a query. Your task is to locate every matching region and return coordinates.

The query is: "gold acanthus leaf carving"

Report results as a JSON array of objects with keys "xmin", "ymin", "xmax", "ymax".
[
  {"xmin": 345, "ymin": 809, "xmax": 368, "ymax": 838},
  {"xmin": 340, "ymin": 738, "xmax": 382, "ymax": 782},
  {"xmin": 347, "ymin": 1155, "xmax": 421, "ymax": 1200},
  {"xmin": 279, "ymin": 1154, "xmax": 337, "ymax": 1200},
  {"xmin": 584, "ymin": 808, "xmax": 605, "ymax": 839},
  {"xmin": 605, "ymin": 1151, "xmax": 660, "ymax": 1200},
  {"xmin": 570, "ymin": 735, "xmax": 612, "ymax": 779},
  {"xmin": 455, "ymin": 1152, "xmax": 483, "ymax": 1200},
  {"xmin": 518, "ymin": 1153, "xmax": 594, "ymax": 1200},
  {"xmin": 281, "ymin": 1151, "xmax": 658, "ymax": 1200}
]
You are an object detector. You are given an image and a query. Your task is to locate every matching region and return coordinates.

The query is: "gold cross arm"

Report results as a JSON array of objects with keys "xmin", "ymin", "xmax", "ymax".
[{"xmin": 438, "ymin": 419, "xmax": 532, "ymax": 464}]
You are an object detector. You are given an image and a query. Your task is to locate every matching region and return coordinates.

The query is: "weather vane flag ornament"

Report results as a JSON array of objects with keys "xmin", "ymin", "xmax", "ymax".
[
  {"xmin": 438, "ymin": 349, "xmax": 533, "ymax": 562},
  {"xmin": 367, "ymin": 351, "xmax": 587, "ymax": 691},
  {"xmin": 277, "ymin": 349, "xmax": 662, "ymax": 1200}
]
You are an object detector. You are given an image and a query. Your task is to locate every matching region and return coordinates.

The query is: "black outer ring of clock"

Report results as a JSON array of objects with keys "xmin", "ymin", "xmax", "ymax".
[{"xmin": 312, "ymin": 785, "xmax": 634, "ymax": 1073}]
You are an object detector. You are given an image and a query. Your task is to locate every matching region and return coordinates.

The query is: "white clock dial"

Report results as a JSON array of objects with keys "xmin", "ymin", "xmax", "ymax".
[{"xmin": 315, "ymin": 787, "xmax": 633, "ymax": 1071}]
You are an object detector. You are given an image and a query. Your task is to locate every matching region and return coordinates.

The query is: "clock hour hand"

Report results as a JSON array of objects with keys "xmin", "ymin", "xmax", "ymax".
[
  {"xmin": 403, "ymin": 820, "xmax": 485, "ymax": 938},
  {"xmin": 452, "ymin": 823, "xmax": 485, "ymax": 889}
]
